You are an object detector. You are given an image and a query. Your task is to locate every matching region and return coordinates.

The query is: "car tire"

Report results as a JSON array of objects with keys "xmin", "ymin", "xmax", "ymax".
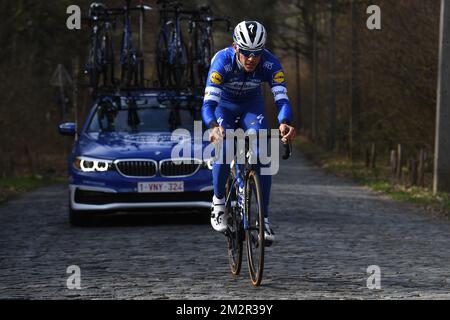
[
  {"xmin": 69, "ymin": 207, "xmax": 90, "ymax": 227},
  {"xmin": 202, "ymin": 207, "xmax": 212, "ymax": 217}
]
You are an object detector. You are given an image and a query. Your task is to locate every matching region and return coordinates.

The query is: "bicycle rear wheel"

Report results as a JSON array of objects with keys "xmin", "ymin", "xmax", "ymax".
[
  {"xmin": 225, "ymin": 169, "xmax": 243, "ymax": 276},
  {"xmin": 245, "ymin": 170, "xmax": 265, "ymax": 286}
]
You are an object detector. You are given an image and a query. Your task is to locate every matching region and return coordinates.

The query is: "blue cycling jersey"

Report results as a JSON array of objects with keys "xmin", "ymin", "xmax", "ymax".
[{"xmin": 201, "ymin": 46, "xmax": 293, "ymax": 128}]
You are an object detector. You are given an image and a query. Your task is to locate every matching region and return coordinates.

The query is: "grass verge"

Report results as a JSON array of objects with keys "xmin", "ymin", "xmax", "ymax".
[
  {"xmin": 295, "ymin": 136, "xmax": 450, "ymax": 218},
  {"xmin": 0, "ymin": 176, "xmax": 65, "ymax": 204}
]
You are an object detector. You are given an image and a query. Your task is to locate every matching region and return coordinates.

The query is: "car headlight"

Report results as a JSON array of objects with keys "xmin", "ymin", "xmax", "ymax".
[{"xmin": 73, "ymin": 156, "xmax": 113, "ymax": 172}]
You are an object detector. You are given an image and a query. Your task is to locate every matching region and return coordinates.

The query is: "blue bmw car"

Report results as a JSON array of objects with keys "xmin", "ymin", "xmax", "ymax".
[{"xmin": 59, "ymin": 89, "xmax": 213, "ymax": 226}]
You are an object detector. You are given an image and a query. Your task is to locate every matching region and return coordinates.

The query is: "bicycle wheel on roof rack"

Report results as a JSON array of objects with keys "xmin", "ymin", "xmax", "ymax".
[
  {"xmin": 172, "ymin": 40, "xmax": 189, "ymax": 90},
  {"xmin": 103, "ymin": 28, "xmax": 115, "ymax": 87},
  {"xmin": 136, "ymin": 50, "xmax": 145, "ymax": 87},
  {"xmin": 86, "ymin": 40, "xmax": 101, "ymax": 91},
  {"xmin": 198, "ymin": 34, "xmax": 213, "ymax": 86},
  {"xmin": 120, "ymin": 50, "xmax": 133, "ymax": 88},
  {"xmin": 156, "ymin": 30, "xmax": 171, "ymax": 88},
  {"xmin": 188, "ymin": 29, "xmax": 198, "ymax": 92}
]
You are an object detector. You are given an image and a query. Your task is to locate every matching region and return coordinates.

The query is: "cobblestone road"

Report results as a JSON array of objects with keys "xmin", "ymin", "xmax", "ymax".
[{"xmin": 1, "ymin": 151, "xmax": 450, "ymax": 299}]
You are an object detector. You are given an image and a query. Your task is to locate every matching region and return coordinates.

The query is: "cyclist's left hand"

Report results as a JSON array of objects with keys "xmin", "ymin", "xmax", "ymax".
[{"xmin": 279, "ymin": 124, "xmax": 296, "ymax": 143}]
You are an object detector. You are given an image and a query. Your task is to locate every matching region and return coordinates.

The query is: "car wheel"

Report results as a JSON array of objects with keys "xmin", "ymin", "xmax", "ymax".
[
  {"xmin": 69, "ymin": 207, "xmax": 90, "ymax": 227},
  {"xmin": 202, "ymin": 207, "xmax": 212, "ymax": 217}
]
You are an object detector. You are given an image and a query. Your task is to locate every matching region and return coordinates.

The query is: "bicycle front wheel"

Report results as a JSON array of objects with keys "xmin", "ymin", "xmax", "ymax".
[
  {"xmin": 245, "ymin": 170, "xmax": 265, "ymax": 286},
  {"xmin": 225, "ymin": 168, "xmax": 243, "ymax": 276}
]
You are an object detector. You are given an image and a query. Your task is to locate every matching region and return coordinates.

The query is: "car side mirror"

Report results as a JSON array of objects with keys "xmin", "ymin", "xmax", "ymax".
[{"xmin": 59, "ymin": 122, "xmax": 76, "ymax": 136}]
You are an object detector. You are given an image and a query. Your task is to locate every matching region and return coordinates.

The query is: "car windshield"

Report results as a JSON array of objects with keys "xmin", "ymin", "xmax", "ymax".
[{"xmin": 87, "ymin": 95, "xmax": 201, "ymax": 133}]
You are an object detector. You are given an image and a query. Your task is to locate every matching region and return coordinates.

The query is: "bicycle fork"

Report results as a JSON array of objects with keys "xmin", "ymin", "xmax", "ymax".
[{"xmin": 225, "ymin": 176, "xmax": 248, "ymax": 232}]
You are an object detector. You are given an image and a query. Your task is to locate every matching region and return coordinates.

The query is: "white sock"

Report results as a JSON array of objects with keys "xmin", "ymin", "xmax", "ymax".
[
  {"xmin": 264, "ymin": 218, "xmax": 269, "ymax": 225},
  {"xmin": 213, "ymin": 195, "xmax": 225, "ymax": 205}
]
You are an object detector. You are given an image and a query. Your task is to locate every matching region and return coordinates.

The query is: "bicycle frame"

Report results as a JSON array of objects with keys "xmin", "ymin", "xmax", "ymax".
[
  {"xmin": 224, "ymin": 136, "xmax": 255, "ymax": 231},
  {"xmin": 161, "ymin": 8, "xmax": 189, "ymax": 66},
  {"xmin": 186, "ymin": 13, "xmax": 229, "ymax": 92},
  {"xmin": 120, "ymin": 1, "xmax": 137, "ymax": 67},
  {"xmin": 156, "ymin": 2, "xmax": 195, "ymax": 89}
]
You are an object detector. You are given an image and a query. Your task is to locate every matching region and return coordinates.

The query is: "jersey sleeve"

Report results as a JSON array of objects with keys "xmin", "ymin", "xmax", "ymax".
[
  {"xmin": 264, "ymin": 55, "xmax": 294, "ymax": 125},
  {"xmin": 201, "ymin": 51, "xmax": 227, "ymax": 128}
]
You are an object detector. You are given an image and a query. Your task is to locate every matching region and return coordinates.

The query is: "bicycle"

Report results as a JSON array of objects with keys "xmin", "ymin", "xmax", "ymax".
[
  {"xmin": 156, "ymin": 0, "xmax": 194, "ymax": 89},
  {"xmin": 136, "ymin": 0, "xmax": 152, "ymax": 87},
  {"xmin": 120, "ymin": 0, "xmax": 151, "ymax": 88},
  {"xmin": 224, "ymin": 129, "xmax": 292, "ymax": 286},
  {"xmin": 187, "ymin": 6, "xmax": 230, "ymax": 94},
  {"xmin": 84, "ymin": 2, "xmax": 116, "ymax": 93}
]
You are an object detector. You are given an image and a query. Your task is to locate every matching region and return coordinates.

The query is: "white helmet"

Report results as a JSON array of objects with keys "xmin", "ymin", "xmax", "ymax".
[{"xmin": 233, "ymin": 21, "xmax": 267, "ymax": 51}]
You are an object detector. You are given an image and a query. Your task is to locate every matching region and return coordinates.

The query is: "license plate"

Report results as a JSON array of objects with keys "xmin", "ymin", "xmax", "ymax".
[{"xmin": 137, "ymin": 181, "xmax": 184, "ymax": 193}]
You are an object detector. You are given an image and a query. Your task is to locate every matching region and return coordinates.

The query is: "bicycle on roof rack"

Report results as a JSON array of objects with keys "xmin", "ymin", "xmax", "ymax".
[
  {"xmin": 186, "ymin": 5, "xmax": 230, "ymax": 94},
  {"xmin": 155, "ymin": 0, "xmax": 197, "ymax": 90},
  {"xmin": 84, "ymin": 2, "xmax": 118, "ymax": 95},
  {"xmin": 83, "ymin": 0, "xmax": 229, "ymax": 96},
  {"xmin": 84, "ymin": 1, "xmax": 151, "ymax": 96},
  {"xmin": 120, "ymin": 0, "xmax": 152, "ymax": 89}
]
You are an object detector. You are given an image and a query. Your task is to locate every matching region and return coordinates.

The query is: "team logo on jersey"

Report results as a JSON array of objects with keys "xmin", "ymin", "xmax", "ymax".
[
  {"xmin": 210, "ymin": 72, "xmax": 223, "ymax": 85},
  {"xmin": 273, "ymin": 71, "xmax": 285, "ymax": 84},
  {"xmin": 257, "ymin": 114, "xmax": 264, "ymax": 124},
  {"xmin": 263, "ymin": 61, "xmax": 274, "ymax": 70}
]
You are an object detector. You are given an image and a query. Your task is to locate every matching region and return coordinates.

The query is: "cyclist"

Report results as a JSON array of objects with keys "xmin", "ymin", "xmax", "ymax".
[{"xmin": 201, "ymin": 21, "xmax": 296, "ymax": 243}]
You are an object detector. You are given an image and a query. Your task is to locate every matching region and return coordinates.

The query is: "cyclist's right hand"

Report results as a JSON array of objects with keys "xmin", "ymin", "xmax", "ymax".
[
  {"xmin": 209, "ymin": 126, "xmax": 225, "ymax": 143},
  {"xmin": 279, "ymin": 123, "xmax": 296, "ymax": 143}
]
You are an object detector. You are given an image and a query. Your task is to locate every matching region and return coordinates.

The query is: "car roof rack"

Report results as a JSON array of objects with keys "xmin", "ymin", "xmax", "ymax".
[{"xmin": 94, "ymin": 86, "xmax": 202, "ymax": 99}]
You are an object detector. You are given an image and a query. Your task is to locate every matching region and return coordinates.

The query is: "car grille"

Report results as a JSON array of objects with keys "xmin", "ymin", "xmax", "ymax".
[
  {"xmin": 160, "ymin": 159, "xmax": 202, "ymax": 177},
  {"xmin": 115, "ymin": 160, "xmax": 157, "ymax": 177}
]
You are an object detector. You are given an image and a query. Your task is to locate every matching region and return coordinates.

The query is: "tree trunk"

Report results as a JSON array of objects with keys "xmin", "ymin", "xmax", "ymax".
[
  {"xmin": 312, "ymin": 1, "xmax": 318, "ymax": 142},
  {"xmin": 434, "ymin": 0, "xmax": 450, "ymax": 193},
  {"xmin": 328, "ymin": 0, "xmax": 337, "ymax": 151},
  {"xmin": 295, "ymin": 0, "xmax": 302, "ymax": 131},
  {"xmin": 350, "ymin": 0, "xmax": 362, "ymax": 161}
]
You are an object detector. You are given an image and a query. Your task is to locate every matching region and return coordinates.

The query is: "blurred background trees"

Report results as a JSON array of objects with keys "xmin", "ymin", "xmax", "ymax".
[{"xmin": 0, "ymin": 0, "xmax": 442, "ymax": 186}]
